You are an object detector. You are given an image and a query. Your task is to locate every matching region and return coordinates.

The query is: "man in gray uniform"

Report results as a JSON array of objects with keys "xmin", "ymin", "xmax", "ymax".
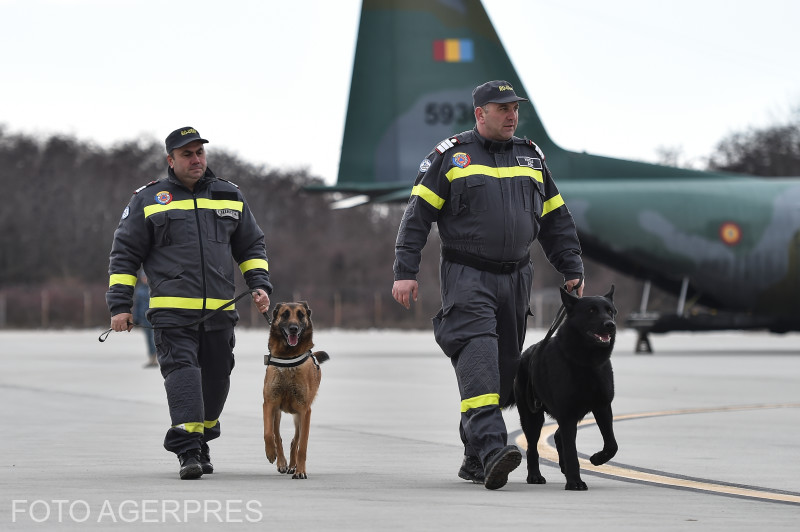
[
  {"xmin": 392, "ymin": 81, "xmax": 584, "ymax": 490},
  {"xmin": 107, "ymin": 127, "xmax": 272, "ymax": 479}
]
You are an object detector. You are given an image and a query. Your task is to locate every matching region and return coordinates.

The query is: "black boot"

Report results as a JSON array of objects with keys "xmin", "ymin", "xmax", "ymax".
[
  {"xmin": 483, "ymin": 445, "xmax": 521, "ymax": 490},
  {"xmin": 199, "ymin": 443, "xmax": 214, "ymax": 474},
  {"xmin": 458, "ymin": 455, "xmax": 485, "ymax": 484},
  {"xmin": 178, "ymin": 449, "xmax": 203, "ymax": 480}
]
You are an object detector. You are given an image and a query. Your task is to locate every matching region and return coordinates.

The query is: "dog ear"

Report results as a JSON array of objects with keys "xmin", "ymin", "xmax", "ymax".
[
  {"xmin": 560, "ymin": 286, "xmax": 578, "ymax": 310},
  {"xmin": 604, "ymin": 284, "xmax": 615, "ymax": 302},
  {"xmin": 300, "ymin": 301, "xmax": 311, "ymax": 318},
  {"xmin": 272, "ymin": 305, "xmax": 281, "ymax": 321}
]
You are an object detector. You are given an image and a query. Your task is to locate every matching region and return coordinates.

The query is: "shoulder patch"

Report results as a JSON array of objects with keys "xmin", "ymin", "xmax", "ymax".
[
  {"xmin": 133, "ymin": 180, "xmax": 158, "ymax": 194},
  {"xmin": 218, "ymin": 177, "xmax": 240, "ymax": 189},
  {"xmin": 526, "ymin": 139, "xmax": 545, "ymax": 160},
  {"xmin": 434, "ymin": 137, "xmax": 460, "ymax": 155},
  {"xmin": 419, "ymin": 158, "xmax": 432, "ymax": 173}
]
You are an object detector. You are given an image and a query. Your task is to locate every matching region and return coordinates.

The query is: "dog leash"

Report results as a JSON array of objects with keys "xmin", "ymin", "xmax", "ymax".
[
  {"xmin": 98, "ymin": 289, "xmax": 270, "ymax": 342},
  {"xmin": 541, "ymin": 276, "xmax": 584, "ymax": 343}
]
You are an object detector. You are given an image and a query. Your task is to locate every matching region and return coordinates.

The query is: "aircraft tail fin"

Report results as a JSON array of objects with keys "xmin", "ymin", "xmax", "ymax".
[{"xmin": 316, "ymin": 0, "xmax": 728, "ymax": 201}]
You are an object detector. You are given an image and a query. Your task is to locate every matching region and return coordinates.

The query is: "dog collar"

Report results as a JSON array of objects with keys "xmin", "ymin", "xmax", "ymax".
[{"xmin": 264, "ymin": 350, "xmax": 314, "ymax": 368}]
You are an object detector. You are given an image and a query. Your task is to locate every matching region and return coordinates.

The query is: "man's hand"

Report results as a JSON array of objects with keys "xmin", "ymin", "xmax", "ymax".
[
  {"xmin": 392, "ymin": 280, "xmax": 418, "ymax": 309},
  {"xmin": 565, "ymin": 278, "xmax": 585, "ymax": 297},
  {"xmin": 111, "ymin": 313, "xmax": 134, "ymax": 332},
  {"xmin": 252, "ymin": 289, "xmax": 271, "ymax": 314}
]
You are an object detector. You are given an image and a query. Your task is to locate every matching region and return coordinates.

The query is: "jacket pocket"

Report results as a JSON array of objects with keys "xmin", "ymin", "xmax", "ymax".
[
  {"xmin": 210, "ymin": 211, "xmax": 239, "ymax": 243},
  {"xmin": 149, "ymin": 210, "xmax": 189, "ymax": 246},
  {"xmin": 465, "ymin": 175, "xmax": 487, "ymax": 213},
  {"xmin": 525, "ymin": 178, "xmax": 544, "ymax": 218},
  {"xmin": 450, "ymin": 178, "xmax": 466, "ymax": 216}
]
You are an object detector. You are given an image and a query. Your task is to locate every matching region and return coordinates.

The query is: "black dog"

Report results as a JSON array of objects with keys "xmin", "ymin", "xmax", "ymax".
[{"xmin": 514, "ymin": 285, "xmax": 617, "ymax": 490}]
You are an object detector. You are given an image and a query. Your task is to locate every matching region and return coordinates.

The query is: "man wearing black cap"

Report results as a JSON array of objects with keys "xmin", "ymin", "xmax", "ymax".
[
  {"xmin": 392, "ymin": 81, "xmax": 584, "ymax": 490},
  {"xmin": 106, "ymin": 127, "xmax": 272, "ymax": 479}
]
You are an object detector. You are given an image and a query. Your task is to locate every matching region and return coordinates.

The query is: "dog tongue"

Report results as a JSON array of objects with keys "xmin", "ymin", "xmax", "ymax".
[
  {"xmin": 288, "ymin": 334, "xmax": 299, "ymax": 346},
  {"xmin": 594, "ymin": 333, "xmax": 611, "ymax": 343}
]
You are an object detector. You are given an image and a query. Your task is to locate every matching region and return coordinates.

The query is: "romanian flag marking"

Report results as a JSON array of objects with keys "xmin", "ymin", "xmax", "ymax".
[{"xmin": 433, "ymin": 39, "xmax": 474, "ymax": 62}]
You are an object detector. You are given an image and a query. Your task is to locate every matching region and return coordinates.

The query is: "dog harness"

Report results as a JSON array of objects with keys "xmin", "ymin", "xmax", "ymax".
[{"xmin": 264, "ymin": 350, "xmax": 321, "ymax": 369}]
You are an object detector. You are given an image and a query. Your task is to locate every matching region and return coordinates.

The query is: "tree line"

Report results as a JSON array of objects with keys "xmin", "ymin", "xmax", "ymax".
[{"xmin": 1, "ymin": 111, "xmax": 798, "ymax": 329}]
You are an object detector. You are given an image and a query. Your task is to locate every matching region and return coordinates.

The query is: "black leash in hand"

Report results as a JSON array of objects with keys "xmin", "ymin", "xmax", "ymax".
[
  {"xmin": 98, "ymin": 290, "xmax": 271, "ymax": 342},
  {"xmin": 541, "ymin": 276, "xmax": 584, "ymax": 344}
]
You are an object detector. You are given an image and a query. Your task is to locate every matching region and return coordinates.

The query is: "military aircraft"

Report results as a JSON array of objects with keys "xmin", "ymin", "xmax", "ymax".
[{"xmin": 307, "ymin": 0, "xmax": 800, "ymax": 352}]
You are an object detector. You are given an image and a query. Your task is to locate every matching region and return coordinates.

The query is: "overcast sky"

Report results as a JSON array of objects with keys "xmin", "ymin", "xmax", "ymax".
[{"xmin": 2, "ymin": 0, "xmax": 799, "ymax": 183}]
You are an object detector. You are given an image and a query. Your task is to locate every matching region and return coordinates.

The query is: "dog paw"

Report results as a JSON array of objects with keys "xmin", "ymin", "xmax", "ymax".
[
  {"xmin": 292, "ymin": 472, "xmax": 308, "ymax": 479},
  {"xmin": 590, "ymin": 450, "xmax": 614, "ymax": 466},
  {"xmin": 565, "ymin": 481, "xmax": 588, "ymax": 491},
  {"xmin": 277, "ymin": 465, "xmax": 289, "ymax": 474},
  {"xmin": 590, "ymin": 444, "xmax": 618, "ymax": 466},
  {"xmin": 526, "ymin": 474, "xmax": 546, "ymax": 485}
]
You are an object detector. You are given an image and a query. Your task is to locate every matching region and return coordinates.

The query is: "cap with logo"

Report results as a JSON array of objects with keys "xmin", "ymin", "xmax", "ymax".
[
  {"xmin": 165, "ymin": 127, "xmax": 209, "ymax": 153},
  {"xmin": 472, "ymin": 80, "xmax": 528, "ymax": 108}
]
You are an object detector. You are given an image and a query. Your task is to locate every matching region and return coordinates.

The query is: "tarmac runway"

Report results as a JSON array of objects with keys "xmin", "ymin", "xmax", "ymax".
[{"xmin": 1, "ymin": 327, "xmax": 799, "ymax": 530}]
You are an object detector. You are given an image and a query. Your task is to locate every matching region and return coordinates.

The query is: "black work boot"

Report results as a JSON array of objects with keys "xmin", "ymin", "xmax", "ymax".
[
  {"xmin": 458, "ymin": 455, "xmax": 485, "ymax": 484},
  {"xmin": 199, "ymin": 443, "xmax": 214, "ymax": 474},
  {"xmin": 483, "ymin": 445, "xmax": 521, "ymax": 490},
  {"xmin": 178, "ymin": 449, "xmax": 204, "ymax": 480}
]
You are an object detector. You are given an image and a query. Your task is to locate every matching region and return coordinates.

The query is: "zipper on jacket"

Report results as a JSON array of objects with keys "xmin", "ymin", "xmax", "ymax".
[{"xmin": 192, "ymin": 192, "xmax": 208, "ymax": 315}]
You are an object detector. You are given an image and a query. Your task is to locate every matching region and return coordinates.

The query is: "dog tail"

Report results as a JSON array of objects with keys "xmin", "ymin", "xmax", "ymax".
[{"xmin": 313, "ymin": 351, "xmax": 330, "ymax": 364}]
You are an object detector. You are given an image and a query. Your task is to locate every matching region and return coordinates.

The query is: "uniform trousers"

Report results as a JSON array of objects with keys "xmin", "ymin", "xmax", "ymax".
[
  {"xmin": 155, "ymin": 325, "xmax": 236, "ymax": 455},
  {"xmin": 433, "ymin": 259, "xmax": 532, "ymax": 464}
]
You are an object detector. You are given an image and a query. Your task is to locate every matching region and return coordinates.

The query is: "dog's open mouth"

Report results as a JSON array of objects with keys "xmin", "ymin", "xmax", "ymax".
[
  {"xmin": 592, "ymin": 333, "xmax": 612, "ymax": 344},
  {"xmin": 287, "ymin": 333, "xmax": 300, "ymax": 347}
]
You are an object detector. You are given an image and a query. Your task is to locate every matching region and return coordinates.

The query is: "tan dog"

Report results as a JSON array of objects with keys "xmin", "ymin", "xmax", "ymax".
[{"xmin": 263, "ymin": 302, "xmax": 329, "ymax": 479}]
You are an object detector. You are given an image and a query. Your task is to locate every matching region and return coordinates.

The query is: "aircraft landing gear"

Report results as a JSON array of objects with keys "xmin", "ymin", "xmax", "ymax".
[{"xmin": 635, "ymin": 331, "xmax": 653, "ymax": 354}]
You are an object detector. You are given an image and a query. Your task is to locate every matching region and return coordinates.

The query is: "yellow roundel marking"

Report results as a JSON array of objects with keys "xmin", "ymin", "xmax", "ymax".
[
  {"xmin": 719, "ymin": 222, "xmax": 742, "ymax": 245},
  {"xmin": 514, "ymin": 403, "xmax": 800, "ymax": 505}
]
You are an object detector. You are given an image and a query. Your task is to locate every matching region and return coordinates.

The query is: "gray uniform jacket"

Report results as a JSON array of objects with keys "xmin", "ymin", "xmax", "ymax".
[
  {"xmin": 106, "ymin": 167, "xmax": 272, "ymax": 331},
  {"xmin": 394, "ymin": 129, "xmax": 583, "ymax": 281}
]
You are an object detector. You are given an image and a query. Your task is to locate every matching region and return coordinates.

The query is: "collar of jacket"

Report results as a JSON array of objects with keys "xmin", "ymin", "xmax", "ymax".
[
  {"xmin": 472, "ymin": 128, "xmax": 515, "ymax": 153},
  {"xmin": 166, "ymin": 166, "xmax": 217, "ymax": 191}
]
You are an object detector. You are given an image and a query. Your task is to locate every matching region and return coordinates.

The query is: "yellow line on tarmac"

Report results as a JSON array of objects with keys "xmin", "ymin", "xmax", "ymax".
[{"xmin": 514, "ymin": 403, "xmax": 800, "ymax": 505}]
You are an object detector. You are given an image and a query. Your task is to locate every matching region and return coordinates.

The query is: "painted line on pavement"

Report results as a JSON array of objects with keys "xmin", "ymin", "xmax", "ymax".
[{"xmin": 512, "ymin": 403, "xmax": 800, "ymax": 505}]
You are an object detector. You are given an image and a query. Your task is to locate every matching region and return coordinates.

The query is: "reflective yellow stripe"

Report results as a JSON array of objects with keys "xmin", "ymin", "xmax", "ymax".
[
  {"xmin": 411, "ymin": 184, "xmax": 445, "ymax": 210},
  {"xmin": 173, "ymin": 422, "xmax": 205, "ymax": 434},
  {"xmin": 172, "ymin": 420, "xmax": 217, "ymax": 433},
  {"xmin": 446, "ymin": 164, "xmax": 543, "ymax": 183},
  {"xmin": 109, "ymin": 273, "xmax": 138, "ymax": 287},
  {"xmin": 460, "ymin": 393, "xmax": 500, "ymax": 413},
  {"xmin": 239, "ymin": 258, "xmax": 269, "ymax": 274},
  {"xmin": 542, "ymin": 194, "xmax": 565, "ymax": 217},
  {"xmin": 149, "ymin": 297, "xmax": 235, "ymax": 311},
  {"xmin": 195, "ymin": 198, "xmax": 243, "ymax": 211},
  {"xmin": 143, "ymin": 198, "xmax": 243, "ymax": 218},
  {"xmin": 144, "ymin": 199, "xmax": 195, "ymax": 217}
]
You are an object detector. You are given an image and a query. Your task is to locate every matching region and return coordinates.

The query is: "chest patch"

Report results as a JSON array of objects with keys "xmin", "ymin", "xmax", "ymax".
[
  {"xmin": 452, "ymin": 152, "xmax": 471, "ymax": 169},
  {"xmin": 216, "ymin": 208, "xmax": 240, "ymax": 220},
  {"xmin": 516, "ymin": 156, "xmax": 542, "ymax": 170},
  {"xmin": 155, "ymin": 191, "xmax": 173, "ymax": 205}
]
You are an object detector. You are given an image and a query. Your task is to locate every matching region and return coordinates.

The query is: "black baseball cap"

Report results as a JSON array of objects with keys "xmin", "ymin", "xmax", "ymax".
[
  {"xmin": 472, "ymin": 80, "xmax": 528, "ymax": 108},
  {"xmin": 165, "ymin": 126, "xmax": 209, "ymax": 153}
]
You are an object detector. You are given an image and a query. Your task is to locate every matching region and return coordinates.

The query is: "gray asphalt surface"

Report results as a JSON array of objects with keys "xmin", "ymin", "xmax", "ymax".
[{"xmin": 2, "ymin": 328, "xmax": 799, "ymax": 530}]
